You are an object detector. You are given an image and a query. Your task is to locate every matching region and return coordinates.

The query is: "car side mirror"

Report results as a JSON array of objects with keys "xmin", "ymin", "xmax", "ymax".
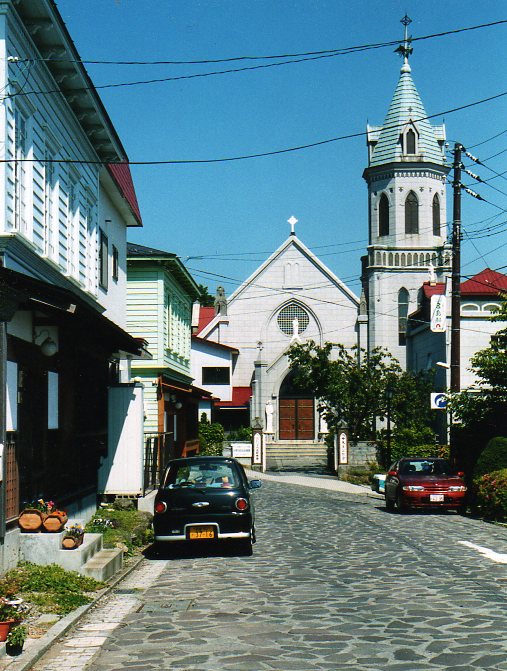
[
  {"xmin": 249, "ymin": 479, "xmax": 262, "ymax": 489},
  {"xmin": 387, "ymin": 470, "xmax": 398, "ymax": 476}
]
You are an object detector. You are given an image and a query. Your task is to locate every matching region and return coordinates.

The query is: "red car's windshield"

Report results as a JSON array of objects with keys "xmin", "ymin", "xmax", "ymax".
[{"xmin": 399, "ymin": 460, "xmax": 452, "ymax": 476}]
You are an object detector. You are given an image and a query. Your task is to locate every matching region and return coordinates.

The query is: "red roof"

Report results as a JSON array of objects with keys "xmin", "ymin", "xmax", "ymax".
[
  {"xmin": 215, "ymin": 387, "xmax": 251, "ymax": 408},
  {"xmin": 422, "ymin": 282, "xmax": 445, "ymax": 298},
  {"xmin": 197, "ymin": 307, "xmax": 216, "ymax": 334},
  {"xmin": 107, "ymin": 163, "xmax": 142, "ymax": 226},
  {"xmin": 461, "ymin": 268, "xmax": 507, "ymax": 296}
]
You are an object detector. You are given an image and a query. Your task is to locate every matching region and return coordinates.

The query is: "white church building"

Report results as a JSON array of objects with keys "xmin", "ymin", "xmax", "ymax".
[{"xmin": 191, "ymin": 30, "xmax": 504, "ymax": 465}]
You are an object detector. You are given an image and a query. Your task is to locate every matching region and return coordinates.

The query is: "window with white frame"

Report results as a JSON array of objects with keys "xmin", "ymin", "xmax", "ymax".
[
  {"xmin": 99, "ymin": 229, "xmax": 109, "ymax": 290},
  {"xmin": 277, "ymin": 303, "xmax": 310, "ymax": 336}
]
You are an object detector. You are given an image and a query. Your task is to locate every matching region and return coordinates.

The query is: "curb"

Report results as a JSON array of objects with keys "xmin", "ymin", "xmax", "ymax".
[{"xmin": 3, "ymin": 554, "xmax": 145, "ymax": 671}]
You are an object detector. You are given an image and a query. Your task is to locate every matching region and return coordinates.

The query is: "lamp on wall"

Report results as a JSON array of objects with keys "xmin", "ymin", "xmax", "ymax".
[
  {"xmin": 169, "ymin": 394, "xmax": 183, "ymax": 410},
  {"xmin": 34, "ymin": 328, "xmax": 58, "ymax": 357}
]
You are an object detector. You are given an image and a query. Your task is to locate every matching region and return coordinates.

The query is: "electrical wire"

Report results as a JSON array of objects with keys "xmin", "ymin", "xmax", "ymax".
[
  {"xmin": 19, "ymin": 18, "xmax": 507, "ymax": 66},
  {"xmin": 4, "ymin": 88, "xmax": 507, "ymax": 166}
]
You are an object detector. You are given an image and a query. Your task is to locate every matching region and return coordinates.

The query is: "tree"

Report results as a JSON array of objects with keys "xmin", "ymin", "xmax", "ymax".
[
  {"xmin": 450, "ymin": 295, "xmax": 507, "ymax": 436},
  {"xmin": 288, "ymin": 341, "xmax": 435, "ymax": 445},
  {"xmin": 197, "ymin": 284, "xmax": 214, "ymax": 307}
]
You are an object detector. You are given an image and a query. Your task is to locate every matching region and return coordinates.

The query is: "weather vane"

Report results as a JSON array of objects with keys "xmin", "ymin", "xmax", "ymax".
[{"xmin": 394, "ymin": 14, "xmax": 413, "ymax": 63}]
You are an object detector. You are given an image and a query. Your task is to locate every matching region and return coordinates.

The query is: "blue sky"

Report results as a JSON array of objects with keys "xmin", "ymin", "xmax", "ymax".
[{"xmin": 56, "ymin": 1, "xmax": 507, "ymax": 297}]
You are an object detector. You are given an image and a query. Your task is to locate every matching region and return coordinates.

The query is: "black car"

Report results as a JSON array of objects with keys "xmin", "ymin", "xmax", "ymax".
[{"xmin": 153, "ymin": 456, "xmax": 262, "ymax": 553}]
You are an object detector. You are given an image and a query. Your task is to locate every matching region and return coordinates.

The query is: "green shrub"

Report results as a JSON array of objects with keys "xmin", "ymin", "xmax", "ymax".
[
  {"xmin": 85, "ymin": 508, "xmax": 153, "ymax": 555},
  {"xmin": 0, "ymin": 563, "xmax": 104, "ymax": 615},
  {"xmin": 474, "ymin": 468, "xmax": 507, "ymax": 521},
  {"xmin": 390, "ymin": 442, "xmax": 449, "ymax": 462},
  {"xmin": 227, "ymin": 426, "xmax": 252, "ymax": 441},
  {"xmin": 198, "ymin": 416, "xmax": 225, "ymax": 456},
  {"xmin": 473, "ymin": 436, "xmax": 507, "ymax": 478}
]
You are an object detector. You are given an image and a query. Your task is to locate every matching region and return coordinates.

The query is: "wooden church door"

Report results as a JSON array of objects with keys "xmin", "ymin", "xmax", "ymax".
[{"xmin": 278, "ymin": 371, "xmax": 314, "ymax": 440}]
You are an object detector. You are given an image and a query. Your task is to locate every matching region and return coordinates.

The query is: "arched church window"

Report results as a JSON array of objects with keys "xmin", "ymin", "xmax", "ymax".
[
  {"xmin": 406, "ymin": 128, "xmax": 416, "ymax": 154},
  {"xmin": 432, "ymin": 193, "xmax": 441, "ymax": 236},
  {"xmin": 401, "ymin": 253, "xmax": 406, "ymax": 267},
  {"xmin": 407, "ymin": 253, "xmax": 412, "ymax": 265},
  {"xmin": 398, "ymin": 288, "xmax": 409, "ymax": 346},
  {"xmin": 379, "ymin": 193, "xmax": 389, "ymax": 236},
  {"xmin": 376, "ymin": 252, "xmax": 381, "ymax": 265},
  {"xmin": 277, "ymin": 303, "xmax": 309, "ymax": 336},
  {"xmin": 405, "ymin": 191, "xmax": 419, "ymax": 234}
]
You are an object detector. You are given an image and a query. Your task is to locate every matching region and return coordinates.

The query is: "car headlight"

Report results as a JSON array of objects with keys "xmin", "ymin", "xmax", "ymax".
[
  {"xmin": 402, "ymin": 485, "xmax": 425, "ymax": 491},
  {"xmin": 448, "ymin": 485, "xmax": 467, "ymax": 492}
]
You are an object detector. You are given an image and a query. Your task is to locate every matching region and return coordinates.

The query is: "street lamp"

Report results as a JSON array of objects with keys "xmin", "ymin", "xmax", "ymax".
[{"xmin": 385, "ymin": 382, "xmax": 394, "ymax": 469}]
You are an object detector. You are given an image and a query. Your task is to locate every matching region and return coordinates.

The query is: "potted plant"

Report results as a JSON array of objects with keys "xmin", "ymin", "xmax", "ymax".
[
  {"xmin": 5, "ymin": 624, "xmax": 27, "ymax": 656},
  {"xmin": 0, "ymin": 599, "xmax": 24, "ymax": 642},
  {"xmin": 42, "ymin": 501, "xmax": 68, "ymax": 532},
  {"xmin": 62, "ymin": 523, "xmax": 85, "ymax": 549},
  {"xmin": 18, "ymin": 498, "xmax": 51, "ymax": 532}
]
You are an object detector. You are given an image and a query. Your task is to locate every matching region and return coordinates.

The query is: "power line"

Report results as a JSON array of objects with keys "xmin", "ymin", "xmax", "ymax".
[
  {"xmin": 20, "ymin": 18, "xmax": 507, "ymax": 67},
  {"xmin": 5, "ymin": 89, "xmax": 507, "ymax": 166}
]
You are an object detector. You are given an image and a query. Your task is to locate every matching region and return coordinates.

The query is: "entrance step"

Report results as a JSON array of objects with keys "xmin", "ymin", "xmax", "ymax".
[
  {"xmin": 265, "ymin": 442, "xmax": 328, "ymax": 471},
  {"xmin": 82, "ymin": 548, "xmax": 123, "ymax": 582},
  {"xmin": 19, "ymin": 531, "xmax": 123, "ymax": 581}
]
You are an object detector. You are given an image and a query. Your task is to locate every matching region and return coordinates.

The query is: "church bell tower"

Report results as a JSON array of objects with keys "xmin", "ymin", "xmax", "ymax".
[{"xmin": 362, "ymin": 15, "xmax": 451, "ymax": 367}]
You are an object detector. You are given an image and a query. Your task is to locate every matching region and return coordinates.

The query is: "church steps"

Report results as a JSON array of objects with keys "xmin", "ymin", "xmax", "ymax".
[{"xmin": 265, "ymin": 442, "xmax": 328, "ymax": 470}]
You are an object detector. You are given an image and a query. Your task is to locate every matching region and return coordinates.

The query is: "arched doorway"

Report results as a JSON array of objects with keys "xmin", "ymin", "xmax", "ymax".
[{"xmin": 278, "ymin": 370, "xmax": 314, "ymax": 440}]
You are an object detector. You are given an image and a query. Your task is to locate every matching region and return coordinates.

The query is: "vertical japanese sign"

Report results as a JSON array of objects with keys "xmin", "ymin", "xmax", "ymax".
[
  {"xmin": 338, "ymin": 429, "xmax": 349, "ymax": 464},
  {"xmin": 252, "ymin": 430, "xmax": 263, "ymax": 465},
  {"xmin": 430, "ymin": 294, "xmax": 446, "ymax": 333}
]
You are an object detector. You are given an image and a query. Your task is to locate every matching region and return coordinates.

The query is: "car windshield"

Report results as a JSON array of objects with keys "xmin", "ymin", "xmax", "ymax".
[
  {"xmin": 163, "ymin": 461, "xmax": 239, "ymax": 489},
  {"xmin": 399, "ymin": 459, "xmax": 452, "ymax": 476}
]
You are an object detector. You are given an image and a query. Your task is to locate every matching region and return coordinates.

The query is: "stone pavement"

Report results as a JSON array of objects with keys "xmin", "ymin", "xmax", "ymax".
[{"xmin": 12, "ymin": 473, "xmax": 507, "ymax": 670}]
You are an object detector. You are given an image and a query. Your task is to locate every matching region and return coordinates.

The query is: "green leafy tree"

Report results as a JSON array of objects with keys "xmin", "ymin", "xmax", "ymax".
[
  {"xmin": 198, "ymin": 414, "xmax": 225, "ymax": 456},
  {"xmin": 197, "ymin": 284, "xmax": 214, "ymax": 307},
  {"xmin": 288, "ymin": 342, "xmax": 390, "ymax": 440},
  {"xmin": 450, "ymin": 295, "xmax": 507, "ymax": 436},
  {"xmin": 288, "ymin": 341, "xmax": 435, "ymax": 447}
]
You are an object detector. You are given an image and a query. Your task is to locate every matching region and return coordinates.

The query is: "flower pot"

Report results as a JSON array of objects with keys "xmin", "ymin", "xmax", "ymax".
[
  {"xmin": 0, "ymin": 620, "xmax": 16, "ymax": 642},
  {"xmin": 42, "ymin": 512, "xmax": 68, "ymax": 533},
  {"xmin": 62, "ymin": 534, "xmax": 84, "ymax": 549},
  {"xmin": 6, "ymin": 641, "xmax": 23, "ymax": 656},
  {"xmin": 18, "ymin": 509, "xmax": 47, "ymax": 532}
]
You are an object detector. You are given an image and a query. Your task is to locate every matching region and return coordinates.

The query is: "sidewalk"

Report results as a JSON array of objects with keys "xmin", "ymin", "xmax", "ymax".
[{"xmin": 245, "ymin": 468, "xmax": 381, "ymax": 497}]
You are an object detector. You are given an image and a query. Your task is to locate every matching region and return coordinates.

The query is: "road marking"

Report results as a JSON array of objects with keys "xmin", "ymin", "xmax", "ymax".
[{"xmin": 459, "ymin": 540, "xmax": 507, "ymax": 564}]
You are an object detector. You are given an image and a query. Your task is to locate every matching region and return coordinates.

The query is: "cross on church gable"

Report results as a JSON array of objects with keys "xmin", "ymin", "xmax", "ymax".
[{"xmin": 287, "ymin": 215, "xmax": 298, "ymax": 236}]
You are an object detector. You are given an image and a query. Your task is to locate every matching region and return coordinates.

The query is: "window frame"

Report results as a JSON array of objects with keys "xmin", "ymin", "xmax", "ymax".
[
  {"xmin": 99, "ymin": 229, "xmax": 109, "ymax": 290},
  {"xmin": 202, "ymin": 366, "xmax": 231, "ymax": 385},
  {"xmin": 405, "ymin": 191, "xmax": 419, "ymax": 234}
]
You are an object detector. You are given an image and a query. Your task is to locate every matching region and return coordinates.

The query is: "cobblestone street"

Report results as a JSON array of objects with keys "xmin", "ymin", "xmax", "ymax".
[{"xmin": 31, "ymin": 478, "xmax": 507, "ymax": 670}]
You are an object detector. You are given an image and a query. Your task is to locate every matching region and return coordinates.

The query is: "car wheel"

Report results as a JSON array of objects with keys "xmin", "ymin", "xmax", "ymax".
[
  {"xmin": 237, "ymin": 538, "xmax": 253, "ymax": 556},
  {"xmin": 396, "ymin": 494, "xmax": 408, "ymax": 513},
  {"xmin": 251, "ymin": 525, "xmax": 257, "ymax": 544},
  {"xmin": 457, "ymin": 505, "xmax": 467, "ymax": 516},
  {"xmin": 385, "ymin": 496, "xmax": 395, "ymax": 512}
]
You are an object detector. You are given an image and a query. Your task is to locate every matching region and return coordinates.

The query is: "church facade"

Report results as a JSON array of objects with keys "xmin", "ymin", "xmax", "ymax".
[
  {"xmin": 196, "ymin": 232, "xmax": 363, "ymax": 443},
  {"xmin": 192, "ymin": 32, "xmax": 504, "ymax": 460}
]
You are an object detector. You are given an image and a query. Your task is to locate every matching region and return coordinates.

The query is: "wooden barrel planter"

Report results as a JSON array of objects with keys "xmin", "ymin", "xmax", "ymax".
[
  {"xmin": 61, "ymin": 534, "xmax": 84, "ymax": 550},
  {"xmin": 18, "ymin": 509, "xmax": 47, "ymax": 532},
  {"xmin": 42, "ymin": 513, "xmax": 68, "ymax": 533}
]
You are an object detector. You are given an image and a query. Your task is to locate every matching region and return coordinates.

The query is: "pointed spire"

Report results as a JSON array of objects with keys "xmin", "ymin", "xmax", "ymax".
[
  {"xmin": 394, "ymin": 14, "xmax": 413, "ymax": 73},
  {"xmin": 368, "ymin": 15, "xmax": 446, "ymax": 168}
]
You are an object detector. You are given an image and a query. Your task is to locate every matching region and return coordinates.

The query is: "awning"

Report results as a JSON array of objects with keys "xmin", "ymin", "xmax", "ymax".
[
  {"xmin": 214, "ymin": 386, "xmax": 251, "ymax": 409},
  {"xmin": 0, "ymin": 266, "xmax": 151, "ymax": 358}
]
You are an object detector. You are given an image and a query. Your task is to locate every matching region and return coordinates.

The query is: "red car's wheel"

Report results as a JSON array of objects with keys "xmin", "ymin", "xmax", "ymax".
[{"xmin": 396, "ymin": 494, "xmax": 408, "ymax": 513}]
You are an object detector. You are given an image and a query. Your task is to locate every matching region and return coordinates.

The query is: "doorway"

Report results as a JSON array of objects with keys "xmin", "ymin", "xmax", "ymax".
[{"xmin": 278, "ymin": 370, "xmax": 314, "ymax": 440}]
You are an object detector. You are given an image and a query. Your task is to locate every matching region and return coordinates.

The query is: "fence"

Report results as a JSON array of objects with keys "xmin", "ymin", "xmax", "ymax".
[{"xmin": 143, "ymin": 432, "xmax": 172, "ymax": 494}]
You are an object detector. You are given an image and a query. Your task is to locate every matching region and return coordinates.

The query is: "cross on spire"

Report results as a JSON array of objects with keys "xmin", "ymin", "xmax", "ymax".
[
  {"xmin": 394, "ymin": 14, "xmax": 413, "ymax": 70},
  {"xmin": 287, "ymin": 215, "xmax": 298, "ymax": 236}
]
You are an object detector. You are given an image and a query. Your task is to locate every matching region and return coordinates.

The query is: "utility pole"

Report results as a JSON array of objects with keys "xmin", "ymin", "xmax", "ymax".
[{"xmin": 450, "ymin": 142, "xmax": 462, "ymax": 464}]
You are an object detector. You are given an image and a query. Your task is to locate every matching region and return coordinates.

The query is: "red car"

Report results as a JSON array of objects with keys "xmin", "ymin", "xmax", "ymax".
[{"xmin": 384, "ymin": 458, "xmax": 467, "ymax": 513}]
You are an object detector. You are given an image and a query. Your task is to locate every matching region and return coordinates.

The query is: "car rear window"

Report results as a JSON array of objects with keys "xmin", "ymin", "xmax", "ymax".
[
  {"xmin": 400, "ymin": 460, "xmax": 451, "ymax": 475},
  {"xmin": 163, "ymin": 462, "xmax": 239, "ymax": 489}
]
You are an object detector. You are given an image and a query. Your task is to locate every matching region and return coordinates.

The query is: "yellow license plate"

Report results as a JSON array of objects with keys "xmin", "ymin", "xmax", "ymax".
[{"xmin": 188, "ymin": 526, "xmax": 216, "ymax": 540}]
